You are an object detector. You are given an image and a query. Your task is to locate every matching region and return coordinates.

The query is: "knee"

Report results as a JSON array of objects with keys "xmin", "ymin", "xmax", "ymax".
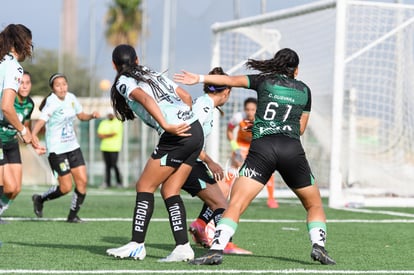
[{"xmin": 59, "ymin": 184, "xmax": 72, "ymax": 194}]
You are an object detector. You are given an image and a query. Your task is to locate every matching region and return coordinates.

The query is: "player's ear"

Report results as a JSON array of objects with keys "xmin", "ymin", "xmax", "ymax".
[{"xmin": 294, "ymin": 67, "xmax": 299, "ymax": 78}]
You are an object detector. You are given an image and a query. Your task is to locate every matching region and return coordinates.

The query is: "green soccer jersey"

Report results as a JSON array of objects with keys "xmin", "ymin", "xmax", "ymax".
[
  {"xmin": 247, "ymin": 74, "xmax": 311, "ymax": 140},
  {"xmin": 0, "ymin": 96, "xmax": 34, "ymax": 144}
]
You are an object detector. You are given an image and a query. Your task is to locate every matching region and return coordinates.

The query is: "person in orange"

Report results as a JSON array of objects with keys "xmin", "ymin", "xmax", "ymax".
[{"xmin": 225, "ymin": 97, "xmax": 279, "ymax": 208}]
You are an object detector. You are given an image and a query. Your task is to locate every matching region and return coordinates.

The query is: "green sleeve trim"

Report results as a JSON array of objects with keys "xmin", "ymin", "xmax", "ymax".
[
  {"xmin": 307, "ymin": 221, "xmax": 326, "ymax": 231},
  {"xmin": 245, "ymin": 75, "xmax": 251, "ymax": 89}
]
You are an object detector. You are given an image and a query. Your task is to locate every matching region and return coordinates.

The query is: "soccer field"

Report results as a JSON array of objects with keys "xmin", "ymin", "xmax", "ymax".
[{"xmin": 1, "ymin": 186, "xmax": 414, "ymax": 274}]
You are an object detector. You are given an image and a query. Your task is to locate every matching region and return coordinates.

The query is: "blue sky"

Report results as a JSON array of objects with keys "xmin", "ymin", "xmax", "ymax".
[
  {"xmin": 1, "ymin": 0, "xmax": 413, "ymax": 89},
  {"xmin": 0, "ymin": 0, "xmax": 319, "ymax": 81}
]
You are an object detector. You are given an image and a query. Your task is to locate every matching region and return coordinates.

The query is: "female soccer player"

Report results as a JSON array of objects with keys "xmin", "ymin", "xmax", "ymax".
[
  {"xmin": 183, "ymin": 67, "xmax": 251, "ymax": 255},
  {"xmin": 174, "ymin": 48, "xmax": 336, "ymax": 265},
  {"xmin": 31, "ymin": 73, "xmax": 100, "ymax": 223},
  {"xmin": 105, "ymin": 44, "xmax": 203, "ymax": 262},
  {"xmin": 0, "ymin": 72, "xmax": 43, "ymax": 220},
  {"xmin": 0, "ymin": 24, "xmax": 34, "ymax": 224}
]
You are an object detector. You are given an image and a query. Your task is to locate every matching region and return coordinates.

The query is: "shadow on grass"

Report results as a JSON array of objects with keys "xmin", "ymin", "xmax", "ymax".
[{"xmin": 8, "ymin": 238, "xmax": 313, "ymax": 266}]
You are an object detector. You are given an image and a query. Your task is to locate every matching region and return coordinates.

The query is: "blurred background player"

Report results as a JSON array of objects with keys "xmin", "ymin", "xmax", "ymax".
[
  {"xmin": 226, "ymin": 97, "xmax": 279, "ymax": 208},
  {"xmin": 97, "ymin": 110, "xmax": 123, "ymax": 188},
  {"xmin": 183, "ymin": 67, "xmax": 251, "ymax": 255},
  {"xmin": 31, "ymin": 73, "xmax": 100, "ymax": 223},
  {"xmin": 0, "ymin": 24, "xmax": 34, "ymax": 224},
  {"xmin": 0, "ymin": 71, "xmax": 42, "ymax": 221}
]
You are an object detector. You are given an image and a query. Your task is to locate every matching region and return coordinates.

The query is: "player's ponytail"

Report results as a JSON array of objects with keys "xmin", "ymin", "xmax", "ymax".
[
  {"xmin": 110, "ymin": 44, "xmax": 138, "ymax": 121},
  {"xmin": 246, "ymin": 48, "xmax": 299, "ymax": 78},
  {"xmin": 39, "ymin": 92, "xmax": 53, "ymax": 111}
]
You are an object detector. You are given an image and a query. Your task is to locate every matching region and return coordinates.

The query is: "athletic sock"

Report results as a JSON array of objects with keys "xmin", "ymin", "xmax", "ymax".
[
  {"xmin": 0, "ymin": 194, "xmax": 13, "ymax": 216},
  {"xmin": 131, "ymin": 192, "xmax": 154, "ymax": 243},
  {"xmin": 164, "ymin": 195, "xmax": 188, "ymax": 245},
  {"xmin": 210, "ymin": 217, "xmax": 238, "ymax": 251},
  {"xmin": 307, "ymin": 221, "xmax": 327, "ymax": 247},
  {"xmin": 67, "ymin": 188, "xmax": 86, "ymax": 220},
  {"xmin": 0, "ymin": 186, "xmax": 3, "ymax": 199},
  {"xmin": 0, "ymin": 195, "xmax": 11, "ymax": 215},
  {"xmin": 212, "ymin": 208, "xmax": 225, "ymax": 226},
  {"xmin": 0, "ymin": 194, "xmax": 9, "ymax": 207},
  {"xmin": 41, "ymin": 185, "xmax": 64, "ymax": 202},
  {"xmin": 197, "ymin": 203, "xmax": 213, "ymax": 224}
]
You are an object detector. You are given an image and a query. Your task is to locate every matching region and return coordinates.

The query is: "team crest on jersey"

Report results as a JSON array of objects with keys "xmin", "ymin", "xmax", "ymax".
[{"xmin": 14, "ymin": 76, "xmax": 21, "ymax": 84}]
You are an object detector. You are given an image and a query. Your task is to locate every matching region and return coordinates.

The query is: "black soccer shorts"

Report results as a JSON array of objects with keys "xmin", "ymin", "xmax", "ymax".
[
  {"xmin": 240, "ymin": 134, "xmax": 315, "ymax": 189},
  {"xmin": 151, "ymin": 120, "xmax": 204, "ymax": 168},
  {"xmin": 48, "ymin": 148, "xmax": 86, "ymax": 176}
]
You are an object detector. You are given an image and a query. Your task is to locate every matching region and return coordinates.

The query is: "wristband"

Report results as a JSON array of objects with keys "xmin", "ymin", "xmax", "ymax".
[
  {"xmin": 20, "ymin": 126, "xmax": 27, "ymax": 136},
  {"xmin": 230, "ymin": 140, "xmax": 240, "ymax": 151},
  {"xmin": 198, "ymin": 74, "xmax": 204, "ymax": 83}
]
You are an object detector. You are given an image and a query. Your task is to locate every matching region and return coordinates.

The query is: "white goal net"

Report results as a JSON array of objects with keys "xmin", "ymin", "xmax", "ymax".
[{"xmin": 208, "ymin": 0, "xmax": 414, "ymax": 207}]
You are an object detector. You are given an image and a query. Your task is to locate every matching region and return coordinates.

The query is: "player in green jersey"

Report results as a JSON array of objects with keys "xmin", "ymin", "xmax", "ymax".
[
  {"xmin": 0, "ymin": 72, "xmax": 43, "ymax": 222},
  {"xmin": 174, "ymin": 48, "xmax": 335, "ymax": 265}
]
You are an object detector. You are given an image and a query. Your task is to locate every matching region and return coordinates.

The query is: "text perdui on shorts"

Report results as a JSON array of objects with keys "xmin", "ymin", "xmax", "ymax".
[
  {"xmin": 151, "ymin": 120, "xmax": 204, "ymax": 168},
  {"xmin": 240, "ymin": 134, "xmax": 315, "ymax": 189}
]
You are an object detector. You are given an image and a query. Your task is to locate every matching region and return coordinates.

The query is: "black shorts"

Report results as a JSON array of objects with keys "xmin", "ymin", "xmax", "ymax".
[
  {"xmin": 240, "ymin": 134, "xmax": 314, "ymax": 189},
  {"xmin": 2, "ymin": 142, "xmax": 21, "ymax": 164},
  {"xmin": 182, "ymin": 161, "xmax": 216, "ymax": 196},
  {"xmin": 151, "ymin": 121, "xmax": 204, "ymax": 168},
  {"xmin": 48, "ymin": 148, "xmax": 85, "ymax": 177},
  {"xmin": 0, "ymin": 140, "xmax": 5, "ymax": 165}
]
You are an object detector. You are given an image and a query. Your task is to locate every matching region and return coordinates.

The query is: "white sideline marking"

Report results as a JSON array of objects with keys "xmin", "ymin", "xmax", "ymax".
[
  {"xmin": 3, "ymin": 217, "xmax": 414, "ymax": 223},
  {"xmin": 1, "ymin": 269, "xmax": 414, "ymax": 274}
]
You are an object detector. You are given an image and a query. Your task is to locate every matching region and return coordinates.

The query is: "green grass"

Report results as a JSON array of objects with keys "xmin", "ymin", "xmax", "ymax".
[{"xmin": 1, "ymin": 185, "xmax": 414, "ymax": 274}]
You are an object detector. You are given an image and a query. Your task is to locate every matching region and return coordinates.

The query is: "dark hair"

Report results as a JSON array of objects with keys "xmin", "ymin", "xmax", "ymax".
[
  {"xmin": 111, "ymin": 44, "xmax": 168, "ymax": 122},
  {"xmin": 23, "ymin": 70, "xmax": 31, "ymax": 78},
  {"xmin": 245, "ymin": 48, "xmax": 299, "ymax": 78},
  {"xmin": 48, "ymin": 73, "xmax": 67, "ymax": 88},
  {"xmin": 203, "ymin": 67, "xmax": 229, "ymax": 94},
  {"xmin": 244, "ymin": 97, "xmax": 257, "ymax": 107},
  {"xmin": 0, "ymin": 24, "xmax": 32, "ymax": 61},
  {"xmin": 39, "ymin": 73, "xmax": 67, "ymax": 111}
]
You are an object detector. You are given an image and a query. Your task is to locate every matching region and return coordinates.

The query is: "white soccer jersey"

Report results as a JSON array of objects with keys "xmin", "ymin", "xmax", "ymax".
[
  {"xmin": 116, "ymin": 66, "xmax": 197, "ymax": 135},
  {"xmin": 39, "ymin": 92, "xmax": 82, "ymax": 155},
  {"xmin": 0, "ymin": 53, "xmax": 23, "ymax": 122},
  {"xmin": 192, "ymin": 94, "xmax": 214, "ymax": 139}
]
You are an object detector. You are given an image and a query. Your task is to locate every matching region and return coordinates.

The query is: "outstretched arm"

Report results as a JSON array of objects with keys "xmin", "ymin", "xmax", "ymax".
[{"xmin": 174, "ymin": 70, "xmax": 249, "ymax": 88}]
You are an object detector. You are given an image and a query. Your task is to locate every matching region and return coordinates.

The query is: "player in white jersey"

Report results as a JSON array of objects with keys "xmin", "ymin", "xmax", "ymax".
[
  {"xmin": 0, "ymin": 24, "xmax": 34, "ymax": 224},
  {"xmin": 106, "ymin": 44, "xmax": 204, "ymax": 262},
  {"xmin": 31, "ymin": 73, "xmax": 100, "ymax": 223},
  {"xmin": 181, "ymin": 67, "xmax": 251, "ymax": 255}
]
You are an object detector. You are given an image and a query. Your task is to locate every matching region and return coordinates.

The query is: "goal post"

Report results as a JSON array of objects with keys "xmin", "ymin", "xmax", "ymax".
[{"xmin": 208, "ymin": 0, "xmax": 414, "ymax": 207}]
